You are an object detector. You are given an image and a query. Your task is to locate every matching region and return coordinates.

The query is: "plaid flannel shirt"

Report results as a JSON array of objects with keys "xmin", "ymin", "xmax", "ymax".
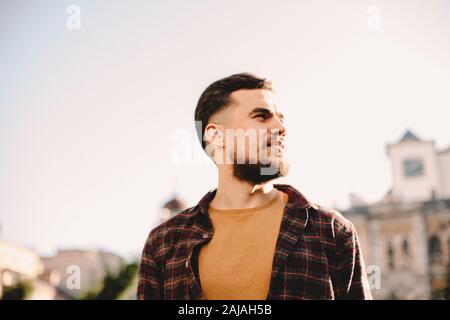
[{"xmin": 137, "ymin": 184, "xmax": 372, "ymax": 300}]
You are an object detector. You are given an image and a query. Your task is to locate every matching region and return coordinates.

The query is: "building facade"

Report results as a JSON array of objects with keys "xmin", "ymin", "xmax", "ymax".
[
  {"xmin": 0, "ymin": 240, "xmax": 67, "ymax": 299},
  {"xmin": 41, "ymin": 249, "xmax": 124, "ymax": 298},
  {"xmin": 343, "ymin": 130, "xmax": 450, "ymax": 299}
]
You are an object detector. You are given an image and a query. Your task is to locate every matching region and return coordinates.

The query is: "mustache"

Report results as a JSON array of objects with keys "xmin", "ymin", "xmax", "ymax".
[{"xmin": 266, "ymin": 134, "xmax": 285, "ymax": 146}]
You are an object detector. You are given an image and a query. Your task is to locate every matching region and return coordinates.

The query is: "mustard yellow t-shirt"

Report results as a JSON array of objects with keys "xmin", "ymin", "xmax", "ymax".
[{"xmin": 198, "ymin": 190, "xmax": 288, "ymax": 300}]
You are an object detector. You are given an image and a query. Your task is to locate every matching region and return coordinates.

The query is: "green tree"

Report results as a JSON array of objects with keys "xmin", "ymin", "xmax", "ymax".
[
  {"xmin": 1, "ymin": 281, "xmax": 33, "ymax": 300},
  {"xmin": 79, "ymin": 261, "xmax": 138, "ymax": 300}
]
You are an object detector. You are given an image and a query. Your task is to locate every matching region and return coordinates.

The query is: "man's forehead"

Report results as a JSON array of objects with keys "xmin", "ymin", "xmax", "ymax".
[{"xmin": 230, "ymin": 89, "xmax": 277, "ymax": 110}]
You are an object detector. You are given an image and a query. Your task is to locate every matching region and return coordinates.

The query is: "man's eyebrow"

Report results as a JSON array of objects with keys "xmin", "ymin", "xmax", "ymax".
[{"xmin": 249, "ymin": 107, "xmax": 284, "ymax": 120}]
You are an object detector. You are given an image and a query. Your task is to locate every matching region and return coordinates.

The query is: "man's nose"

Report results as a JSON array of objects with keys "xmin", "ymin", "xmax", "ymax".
[{"xmin": 273, "ymin": 116, "xmax": 286, "ymax": 137}]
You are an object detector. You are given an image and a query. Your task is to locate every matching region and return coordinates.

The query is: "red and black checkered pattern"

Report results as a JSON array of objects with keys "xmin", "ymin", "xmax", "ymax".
[{"xmin": 137, "ymin": 184, "xmax": 372, "ymax": 300}]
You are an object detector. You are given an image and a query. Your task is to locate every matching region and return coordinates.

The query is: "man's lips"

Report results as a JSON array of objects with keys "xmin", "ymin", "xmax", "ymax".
[{"xmin": 267, "ymin": 140, "xmax": 285, "ymax": 150}]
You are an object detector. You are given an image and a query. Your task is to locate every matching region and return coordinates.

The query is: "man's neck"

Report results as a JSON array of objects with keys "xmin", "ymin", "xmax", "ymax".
[{"xmin": 210, "ymin": 167, "xmax": 277, "ymax": 210}]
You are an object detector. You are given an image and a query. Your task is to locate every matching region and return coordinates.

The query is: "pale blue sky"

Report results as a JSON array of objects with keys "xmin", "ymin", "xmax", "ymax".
[{"xmin": 1, "ymin": 0, "xmax": 449, "ymax": 258}]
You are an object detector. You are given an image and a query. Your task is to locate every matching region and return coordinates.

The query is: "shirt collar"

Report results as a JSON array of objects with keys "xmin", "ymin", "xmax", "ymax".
[{"xmin": 192, "ymin": 184, "xmax": 312, "ymax": 216}]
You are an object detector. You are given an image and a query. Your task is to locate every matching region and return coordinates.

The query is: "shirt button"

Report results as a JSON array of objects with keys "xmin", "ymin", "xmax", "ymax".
[{"xmin": 202, "ymin": 234, "xmax": 209, "ymax": 239}]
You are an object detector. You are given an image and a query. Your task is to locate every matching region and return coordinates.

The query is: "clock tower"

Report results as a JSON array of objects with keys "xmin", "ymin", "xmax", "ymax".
[{"xmin": 386, "ymin": 129, "xmax": 447, "ymax": 203}]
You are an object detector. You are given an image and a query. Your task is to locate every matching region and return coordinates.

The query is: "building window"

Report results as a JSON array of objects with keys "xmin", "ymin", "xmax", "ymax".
[
  {"xmin": 402, "ymin": 238, "xmax": 409, "ymax": 257},
  {"xmin": 428, "ymin": 235, "xmax": 442, "ymax": 264},
  {"xmin": 403, "ymin": 159, "xmax": 424, "ymax": 177},
  {"xmin": 387, "ymin": 241, "xmax": 395, "ymax": 270}
]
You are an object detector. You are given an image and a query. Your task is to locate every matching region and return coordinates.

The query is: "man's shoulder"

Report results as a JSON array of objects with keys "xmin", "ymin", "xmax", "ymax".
[
  {"xmin": 306, "ymin": 203, "xmax": 356, "ymax": 238},
  {"xmin": 147, "ymin": 206, "xmax": 197, "ymax": 241},
  {"xmin": 277, "ymin": 184, "xmax": 355, "ymax": 233},
  {"xmin": 143, "ymin": 207, "xmax": 199, "ymax": 261}
]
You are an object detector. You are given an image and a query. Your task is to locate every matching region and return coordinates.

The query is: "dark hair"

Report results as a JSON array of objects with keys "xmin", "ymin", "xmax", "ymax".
[{"xmin": 194, "ymin": 73, "xmax": 272, "ymax": 149}]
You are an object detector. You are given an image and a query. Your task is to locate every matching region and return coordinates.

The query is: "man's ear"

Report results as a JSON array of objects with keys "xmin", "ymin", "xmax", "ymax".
[{"xmin": 205, "ymin": 124, "xmax": 224, "ymax": 147}]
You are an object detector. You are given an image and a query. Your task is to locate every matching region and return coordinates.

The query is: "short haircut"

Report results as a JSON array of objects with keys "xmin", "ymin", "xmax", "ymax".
[{"xmin": 194, "ymin": 73, "xmax": 272, "ymax": 149}]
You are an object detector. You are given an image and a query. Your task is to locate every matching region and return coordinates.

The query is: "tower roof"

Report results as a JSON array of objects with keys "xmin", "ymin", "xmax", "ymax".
[
  {"xmin": 399, "ymin": 129, "xmax": 421, "ymax": 143},
  {"xmin": 162, "ymin": 197, "xmax": 187, "ymax": 212}
]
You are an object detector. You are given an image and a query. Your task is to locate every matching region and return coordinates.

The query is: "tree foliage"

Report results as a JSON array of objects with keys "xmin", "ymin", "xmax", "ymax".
[
  {"xmin": 1, "ymin": 281, "xmax": 33, "ymax": 300},
  {"xmin": 79, "ymin": 261, "xmax": 138, "ymax": 300}
]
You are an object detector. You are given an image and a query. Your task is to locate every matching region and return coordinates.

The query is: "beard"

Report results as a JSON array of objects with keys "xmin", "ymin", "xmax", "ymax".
[
  {"xmin": 228, "ymin": 133, "xmax": 289, "ymax": 184},
  {"xmin": 232, "ymin": 159, "xmax": 289, "ymax": 184}
]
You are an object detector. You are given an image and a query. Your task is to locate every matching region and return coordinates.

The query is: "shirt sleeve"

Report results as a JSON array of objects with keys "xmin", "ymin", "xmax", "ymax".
[
  {"xmin": 137, "ymin": 232, "xmax": 163, "ymax": 300},
  {"xmin": 333, "ymin": 221, "xmax": 373, "ymax": 300}
]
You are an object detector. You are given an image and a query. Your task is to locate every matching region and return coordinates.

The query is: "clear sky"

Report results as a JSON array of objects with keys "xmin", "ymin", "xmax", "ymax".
[{"xmin": 1, "ymin": 0, "xmax": 449, "ymax": 259}]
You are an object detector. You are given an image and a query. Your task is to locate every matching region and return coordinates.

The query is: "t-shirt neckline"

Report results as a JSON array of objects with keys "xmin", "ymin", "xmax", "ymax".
[{"xmin": 208, "ymin": 190, "xmax": 284, "ymax": 215}]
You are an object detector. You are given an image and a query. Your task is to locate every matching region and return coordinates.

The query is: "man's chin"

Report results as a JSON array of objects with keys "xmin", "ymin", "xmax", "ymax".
[{"xmin": 232, "ymin": 160, "xmax": 289, "ymax": 185}]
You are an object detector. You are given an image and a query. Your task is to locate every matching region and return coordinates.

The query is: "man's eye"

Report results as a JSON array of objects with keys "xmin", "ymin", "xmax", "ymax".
[{"xmin": 254, "ymin": 114, "xmax": 269, "ymax": 120}]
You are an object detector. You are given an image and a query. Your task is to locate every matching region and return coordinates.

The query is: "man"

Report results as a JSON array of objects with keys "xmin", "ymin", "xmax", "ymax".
[{"xmin": 137, "ymin": 73, "xmax": 372, "ymax": 300}]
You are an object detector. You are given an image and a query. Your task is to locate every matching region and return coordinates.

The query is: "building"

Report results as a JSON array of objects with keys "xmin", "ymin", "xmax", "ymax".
[
  {"xmin": 0, "ymin": 241, "xmax": 127, "ymax": 299},
  {"xmin": 387, "ymin": 129, "xmax": 450, "ymax": 202},
  {"xmin": 343, "ymin": 130, "xmax": 450, "ymax": 299},
  {"xmin": 0, "ymin": 240, "xmax": 68, "ymax": 299},
  {"xmin": 159, "ymin": 194, "xmax": 188, "ymax": 224},
  {"xmin": 41, "ymin": 249, "xmax": 124, "ymax": 298}
]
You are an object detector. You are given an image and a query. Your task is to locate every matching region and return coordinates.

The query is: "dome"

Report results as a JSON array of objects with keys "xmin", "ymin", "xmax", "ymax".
[{"xmin": 162, "ymin": 197, "xmax": 187, "ymax": 212}]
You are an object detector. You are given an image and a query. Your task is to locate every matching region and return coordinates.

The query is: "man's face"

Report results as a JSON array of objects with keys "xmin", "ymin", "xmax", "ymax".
[{"xmin": 210, "ymin": 88, "xmax": 289, "ymax": 184}]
